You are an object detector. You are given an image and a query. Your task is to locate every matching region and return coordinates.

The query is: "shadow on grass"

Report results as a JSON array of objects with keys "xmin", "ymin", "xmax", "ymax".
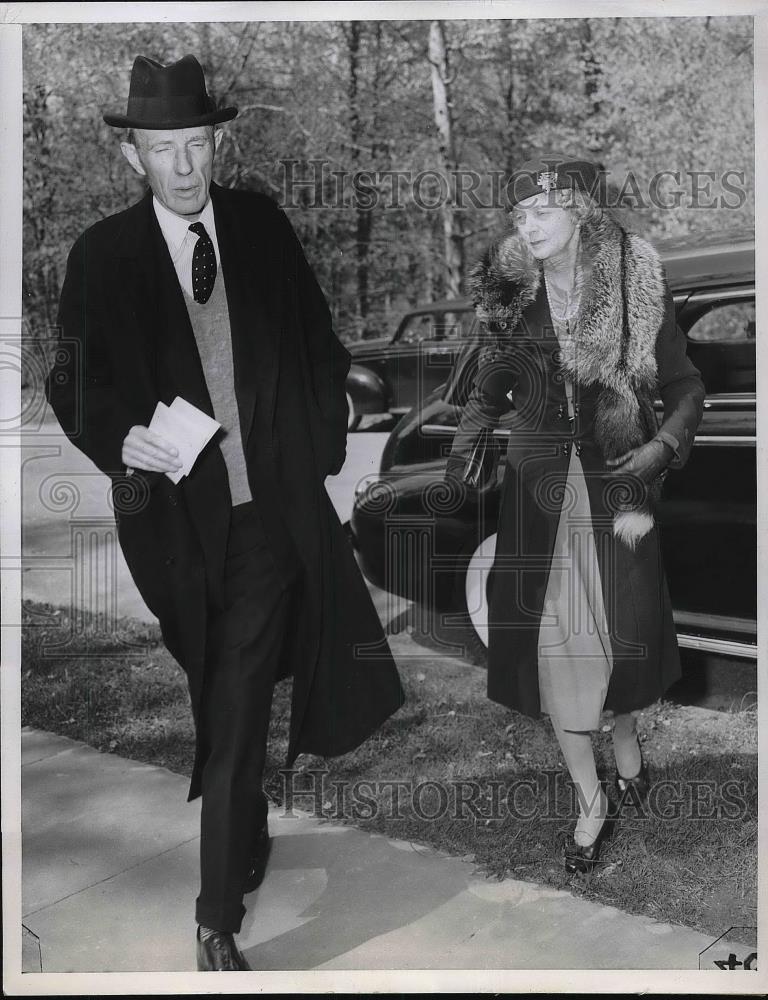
[{"xmin": 21, "ymin": 600, "xmax": 757, "ymax": 938}]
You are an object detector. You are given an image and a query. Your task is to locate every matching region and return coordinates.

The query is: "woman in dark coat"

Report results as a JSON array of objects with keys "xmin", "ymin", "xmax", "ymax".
[{"xmin": 446, "ymin": 154, "xmax": 705, "ymax": 871}]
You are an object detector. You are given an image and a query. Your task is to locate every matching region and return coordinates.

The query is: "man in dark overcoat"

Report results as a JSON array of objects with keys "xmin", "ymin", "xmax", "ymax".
[{"xmin": 46, "ymin": 53, "xmax": 404, "ymax": 970}]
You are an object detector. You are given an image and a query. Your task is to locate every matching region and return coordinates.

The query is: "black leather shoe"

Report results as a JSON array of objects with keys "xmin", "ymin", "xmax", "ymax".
[
  {"xmin": 564, "ymin": 799, "xmax": 617, "ymax": 875},
  {"xmin": 244, "ymin": 823, "xmax": 271, "ymax": 894},
  {"xmin": 196, "ymin": 926, "xmax": 251, "ymax": 971},
  {"xmin": 615, "ymin": 759, "xmax": 650, "ymax": 804}
]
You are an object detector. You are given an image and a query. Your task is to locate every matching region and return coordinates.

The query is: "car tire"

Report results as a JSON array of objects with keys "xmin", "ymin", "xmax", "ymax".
[
  {"xmin": 346, "ymin": 392, "xmax": 361, "ymax": 432},
  {"xmin": 451, "ymin": 532, "xmax": 497, "ymax": 667}
]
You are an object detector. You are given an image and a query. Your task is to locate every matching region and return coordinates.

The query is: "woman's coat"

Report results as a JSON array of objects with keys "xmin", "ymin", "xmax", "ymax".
[{"xmin": 447, "ymin": 213, "xmax": 705, "ymax": 718}]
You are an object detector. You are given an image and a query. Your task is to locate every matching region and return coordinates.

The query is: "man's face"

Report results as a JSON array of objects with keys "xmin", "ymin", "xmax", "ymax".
[{"xmin": 120, "ymin": 126, "xmax": 222, "ymax": 216}]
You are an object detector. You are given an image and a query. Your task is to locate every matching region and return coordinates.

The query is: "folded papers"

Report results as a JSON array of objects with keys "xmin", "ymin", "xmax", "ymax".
[{"xmin": 148, "ymin": 396, "xmax": 221, "ymax": 484}]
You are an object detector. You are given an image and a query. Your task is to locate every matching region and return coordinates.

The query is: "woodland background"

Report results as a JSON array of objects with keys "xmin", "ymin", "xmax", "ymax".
[{"xmin": 23, "ymin": 17, "xmax": 754, "ymax": 346}]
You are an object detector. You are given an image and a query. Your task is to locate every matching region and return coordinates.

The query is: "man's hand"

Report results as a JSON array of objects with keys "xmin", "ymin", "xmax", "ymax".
[
  {"xmin": 122, "ymin": 425, "xmax": 182, "ymax": 474},
  {"xmin": 605, "ymin": 438, "xmax": 672, "ymax": 484}
]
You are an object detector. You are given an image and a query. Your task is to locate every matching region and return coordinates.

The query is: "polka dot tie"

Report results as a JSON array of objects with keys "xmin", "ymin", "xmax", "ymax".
[{"xmin": 189, "ymin": 222, "xmax": 217, "ymax": 304}]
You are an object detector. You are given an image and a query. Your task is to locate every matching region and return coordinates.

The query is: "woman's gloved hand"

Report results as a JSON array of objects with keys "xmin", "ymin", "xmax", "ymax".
[{"xmin": 605, "ymin": 438, "xmax": 673, "ymax": 484}]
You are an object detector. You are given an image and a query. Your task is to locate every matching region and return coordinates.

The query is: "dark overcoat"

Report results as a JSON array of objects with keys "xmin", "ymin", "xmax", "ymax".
[
  {"xmin": 46, "ymin": 182, "xmax": 404, "ymax": 793},
  {"xmin": 447, "ymin": 216, "xmax": 706, "ymax": 719}
]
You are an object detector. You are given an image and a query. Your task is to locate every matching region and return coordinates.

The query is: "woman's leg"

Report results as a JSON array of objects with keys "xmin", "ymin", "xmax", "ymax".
[
  {"xmin": 612, "ymin": 711, "xmax": 642, "ymax": 779},
  {"xmin": 551, "ymin": 716, "xmax": 607, "ymax": 846}
]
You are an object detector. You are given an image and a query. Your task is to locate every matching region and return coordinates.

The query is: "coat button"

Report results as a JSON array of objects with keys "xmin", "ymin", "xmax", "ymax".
[
  {"xmin": 557, "ymin": 405, "xmax": 565, "ymax": 419},
  {"xmin": 575, "ymin": 442, "xmax": 582, "ymax": 456},
  {"xmin": 165, "ymin": 556, "xmax": 175, "ymax": 567},
  {"xmin": 562, "ymin": 441, "xmax": 570, "ymax": 455},
  {"xmin": 169, "ymin": 495, "xmax": 178, "ymax": 506},
  {"xmin": 552, "ymin": 348, "xmax": 564, "ymax": 364}
]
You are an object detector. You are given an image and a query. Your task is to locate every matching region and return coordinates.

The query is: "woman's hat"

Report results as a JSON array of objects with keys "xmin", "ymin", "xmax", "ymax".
[
  {"xmin": 103, "ymin": 54, "xmax": 238, "ymax": 129},
  {"xmin": 507, "ymin": 153, "xmax": 603, "ymax": 208}
]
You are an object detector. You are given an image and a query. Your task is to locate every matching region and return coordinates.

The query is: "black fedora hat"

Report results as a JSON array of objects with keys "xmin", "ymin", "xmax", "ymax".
[{"xmin": 103, "ymin": 54, "xmax": 238, "ymax": 129}]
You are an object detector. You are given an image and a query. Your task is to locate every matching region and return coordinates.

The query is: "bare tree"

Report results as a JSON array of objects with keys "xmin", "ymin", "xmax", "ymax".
[
  {"xmin": 342, "ymin": 21, "xmax": 378, "ymax": 338},
  {"xmin": 579, "ymin": 19, "xmax": 604, "ymax": 155},
  {"xmin": 428, "ymin": 20, "xmax": 465, "ymax": 298}
]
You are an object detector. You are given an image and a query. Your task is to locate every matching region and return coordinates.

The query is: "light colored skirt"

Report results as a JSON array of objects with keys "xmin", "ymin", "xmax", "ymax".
[{"xmin": 537, "ymin": 448, "xmax": 617, "ymax": 732}]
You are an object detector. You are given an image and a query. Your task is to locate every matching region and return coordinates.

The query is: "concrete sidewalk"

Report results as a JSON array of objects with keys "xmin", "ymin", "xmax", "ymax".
[{"xmin": 20, "ymin": 727, "xmax": 735, "ymax": 973}]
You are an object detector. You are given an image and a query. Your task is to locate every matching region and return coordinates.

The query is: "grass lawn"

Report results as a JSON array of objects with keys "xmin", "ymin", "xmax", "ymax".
[{"xmin": 21, "ymin": 599, "xmax": 757, "ymax": 939}]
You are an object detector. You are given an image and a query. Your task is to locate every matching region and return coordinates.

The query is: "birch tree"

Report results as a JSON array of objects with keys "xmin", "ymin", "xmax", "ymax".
[{"xmin": 428, "ymin": 20, "xmax": 465, "ymax": 298}]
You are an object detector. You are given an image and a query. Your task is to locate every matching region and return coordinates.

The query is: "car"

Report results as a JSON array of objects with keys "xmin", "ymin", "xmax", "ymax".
[
  {"xmin": 344, "ymin": 301, "xmax": 475, "ymax": 429},
  {"xmin": 350, "ymin": 229, "xmax": 756, "ymax": 661}
]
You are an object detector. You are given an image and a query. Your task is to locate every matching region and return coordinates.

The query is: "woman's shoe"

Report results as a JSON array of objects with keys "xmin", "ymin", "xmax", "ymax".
[
  {"xmin": 564, "ymin": 802, "xmax": 616, "ymax": 875},
  {"xmin": 615, "ymin": 759, "xmax": 650, "ymax": 803}
]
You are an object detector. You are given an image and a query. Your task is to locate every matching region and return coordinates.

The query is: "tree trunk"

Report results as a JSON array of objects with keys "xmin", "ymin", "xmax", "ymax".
[
  {"xmin": 499, "ymin": 19, "xmax": 518, "ymax": 179},
  {"xmin": 428, "ymin": 20, "xmax": 464, "ymax": 299},
  {"xmin": 344, "ymin": 20, "xmax": 373, "ymax": 339},
  {"xmin": 580, "ymin": 19, "xmax": 604, "ymax": 155}
]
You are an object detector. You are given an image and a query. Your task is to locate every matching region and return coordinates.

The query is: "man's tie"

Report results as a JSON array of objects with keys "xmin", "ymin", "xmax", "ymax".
[{"xmin": 189, "ymin": 222, "xmax": 217, "ymax": 304}]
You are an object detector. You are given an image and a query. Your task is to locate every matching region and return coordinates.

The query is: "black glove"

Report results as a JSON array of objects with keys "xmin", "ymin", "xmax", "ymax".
[{"xmin": 605, "ymin": 438, "xmax": 673, "ymax": 485}]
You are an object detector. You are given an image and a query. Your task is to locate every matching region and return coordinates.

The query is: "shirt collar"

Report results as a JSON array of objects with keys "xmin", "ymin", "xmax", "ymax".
[{"xmin": 152, "ymin": 195, "xmax": 217, "ymax": 257}]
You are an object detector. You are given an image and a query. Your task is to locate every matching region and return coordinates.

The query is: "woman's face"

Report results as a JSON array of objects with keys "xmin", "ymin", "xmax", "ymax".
[{"xmin": 511, "ymin": 191, "xmax": 578, "ymax": 260}]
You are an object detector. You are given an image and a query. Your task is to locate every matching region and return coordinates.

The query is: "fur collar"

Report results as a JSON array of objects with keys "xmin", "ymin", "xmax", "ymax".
[
  {"xmin": 469, "ymin": 213, "xmax": 667, "ymax": 548},
  {"xmin": 469, "ymin": 212, "xmax": 664, "ymax": 394}
]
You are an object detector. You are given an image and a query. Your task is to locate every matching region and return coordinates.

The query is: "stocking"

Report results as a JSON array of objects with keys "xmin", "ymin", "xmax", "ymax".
[
  {"xmin": 551, "ymin": 717, "xmax": 607, "ymax": 846},
  {"xmin": 612, "ymin": 712, "xmax": 642, "ymax": 779}
]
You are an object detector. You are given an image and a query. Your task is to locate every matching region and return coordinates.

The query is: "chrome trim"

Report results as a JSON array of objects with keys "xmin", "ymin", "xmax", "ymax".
[
  {"xmin": 681, "ymin": 286, "xmax": 755, "ymax": 304},
  {"xmin": 693, "ymin": 436, "xmax": 755, "ymax": 446},
  {"xmin": 675, "ymin": 632, "xmax": 757, "ymax": 660},
  {"xmin": 421, "ymin": 422, "xmax": 514, "ymax": 440},
  {"xmin": 654, "ymin": 395, "xmax": 756, "ymax": 412},
  {"xmin": 702, "ymin": 394, "xmax": 756, "ymax": 410},
  {"xmin": 421, "ymin": 423, "xmax": 755, "ymax": 446},
  {"xmin": 673, "ymin": 610, "xmax": 756, "ymax": 636},
  {"xmin": 421, "ymin": 423, "xmax": 459, "ymax": 435}
]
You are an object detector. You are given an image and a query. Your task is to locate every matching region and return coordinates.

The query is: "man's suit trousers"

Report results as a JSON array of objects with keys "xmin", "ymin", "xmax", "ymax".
[{"xmin": 194, "ymin": 500, "xmax": 296, "ymax": 933}]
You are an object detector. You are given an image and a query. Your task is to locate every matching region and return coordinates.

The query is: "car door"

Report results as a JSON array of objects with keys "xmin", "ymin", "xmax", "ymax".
[
  {"xmin": 388, "ymin": 309, "xmax": 474, "ymax": 414},
  {"xmin": 656, "ymin": 285, "xmax": 756, "ymax": 656}
]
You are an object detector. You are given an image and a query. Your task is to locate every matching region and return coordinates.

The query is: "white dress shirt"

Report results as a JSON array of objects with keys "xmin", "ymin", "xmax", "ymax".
[{"xmin": 153, "ymin": 195, "xmax": 221, "ymax": 298}]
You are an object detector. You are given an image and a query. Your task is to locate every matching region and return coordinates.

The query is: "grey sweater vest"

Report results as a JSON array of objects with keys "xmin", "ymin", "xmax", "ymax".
[{"xmin": 183, "ymin": 272, "xmax": 253, "ymax": 505}]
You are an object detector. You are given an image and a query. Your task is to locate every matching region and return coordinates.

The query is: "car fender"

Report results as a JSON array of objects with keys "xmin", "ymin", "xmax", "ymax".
[{"xmin": 346, "ymin": 364, "xmax": 389, "ymax": 414}]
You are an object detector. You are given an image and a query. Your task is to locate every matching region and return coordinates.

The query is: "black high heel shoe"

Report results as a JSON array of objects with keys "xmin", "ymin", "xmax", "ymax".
[
  {"xmin": 564, "ymin": 794, "xmax": 617, "ymax": 874},
  {"xmin": 615, "ymin": 759, "xmax": 650, "ymax": 804}
]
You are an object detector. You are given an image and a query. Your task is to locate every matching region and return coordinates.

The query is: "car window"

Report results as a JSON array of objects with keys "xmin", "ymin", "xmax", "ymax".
[
  {"xmin": 398, "ymin": 315, "xmax": 435, "ymax": 345},
  {"xmin": 685, "ymin": 299, "xmax": 755, "ymax": 394},
  {"xmin": 398, "ymin": 310, "xmax": 475, "ymax": 344},
  {"xmin": 455, "ymin": 311, "xmax": 478, "ymax": 338},
  {"xmin": 688, "ymin": 301, "xmax": 755, "ymax": 341},
  {"xmin": 431, "ymin": 311, "xmax": 475, "ymax": 341}
]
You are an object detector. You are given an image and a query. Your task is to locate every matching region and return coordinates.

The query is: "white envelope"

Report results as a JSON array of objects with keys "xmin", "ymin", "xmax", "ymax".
[{"xmin": 148, "ymin": 397, "xmax": 221, "ymax": 484}]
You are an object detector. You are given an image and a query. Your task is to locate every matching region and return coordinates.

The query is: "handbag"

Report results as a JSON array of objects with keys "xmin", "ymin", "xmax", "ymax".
[{"xmin": 461, "ymin": 427, "xmax": 498, "ymax": 490}]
